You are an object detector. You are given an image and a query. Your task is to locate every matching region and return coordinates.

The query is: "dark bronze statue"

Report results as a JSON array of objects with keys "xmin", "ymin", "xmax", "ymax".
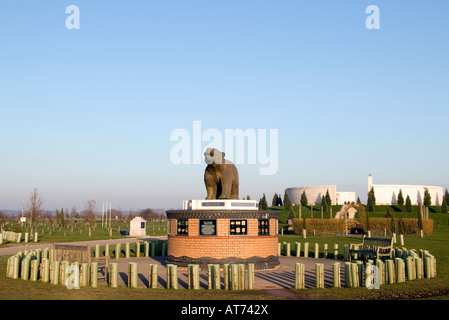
[{"xmin": 204, "ymin": 148, "xmax": 239, "ymax": 200}]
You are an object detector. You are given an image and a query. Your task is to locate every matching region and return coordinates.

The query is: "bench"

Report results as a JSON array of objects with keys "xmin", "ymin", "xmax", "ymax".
[
  {"xmin": 349, "ymin": 237, "xmax": 393, "ymax": 261},
  {"xmin": 52, "ymin": 243, "xmax": 109, "ymax": 280}
]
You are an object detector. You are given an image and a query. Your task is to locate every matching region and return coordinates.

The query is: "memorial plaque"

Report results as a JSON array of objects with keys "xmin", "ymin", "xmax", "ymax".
[{"xmin": 200, "ymin": 219, "xmax": 217, "ymax": 236}]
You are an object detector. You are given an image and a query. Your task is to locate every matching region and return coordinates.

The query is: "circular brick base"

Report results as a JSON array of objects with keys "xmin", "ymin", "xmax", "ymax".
[{"xmin": 166, "ymin": 209, "xmax": 280, "ymax": 270}]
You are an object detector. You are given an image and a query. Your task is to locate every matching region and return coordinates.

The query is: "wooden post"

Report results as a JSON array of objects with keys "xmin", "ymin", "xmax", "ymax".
[
  {"xmin": 333, "ymin": 262, "xmax": 340, "ymax": 288},
  {"xmin": 150, "ymin": 242, "xmax": 156, "ymax": 256},
  {"xmin": 128, "ymin": 262, "xmax": 138, "ymax": 288},
  {"xmin": 400, "ymin": 234, "xmax": 404, "ymax": 246},
  {"xmin": 247, "ymin": 264, "xmax": 255, "ymax": 290},
  {"xmin": 304, "ymin": 242, "xmax": 309, "ymax": 258},
  {"xmin": 161, "ymin": 241, "xmax": 167, "ymax": 256},
  {"xmin": 81, "ymin": 263, "xmax": 89, "ymax": 287},
  {"xmin": 145, "ymin": 242, "xmax": 150, "ymax": 257},
  {"xmin": 42, "ymin": 259, "xmax": 50, "ymax": 283},
  {"xmin": 395, "ymin": 258, "xmax": 405, "ymax": 283},
  {"xmin": 95, "ymin": 244, "xmax": 100, "ymax": 258},
  {"xmin": 224, "ymin": 264, "xmax": 229, "ymax": 290},
  {"xmin": 105, "ymin": 244, "xmax": 110, "ymax": 257},
  {"xmin": 302, "ymin": 229, "xmax": 306, "ymax": 239},
  {"xmin": 238, "ymin": 264, "xmax": 245, "ymax": 290},
  {"xmin": 149, "ymin": 264, "xmax": 158, "ymax": 289},
  {"xmin": 24, "ymin": 232, "xmax": 29, "ymax": 243},
  {"xmin": 125, "ymin": 242, "xmax": 130, "ymax": 258},
  {"xmin": 136, "ymin": 242, "xmax": 141, "ymax": 258},
  {"xmin": 424, "ymin": 256, "xmax": 432, "ymax": 279},
  {"xmin": 344, "ymin": 245, "xmax": 349, "ymax": 261},
  {"xmin": 344, "ymin": 262, "xmax": 352, "ymax": 288},
  {"xmin": 315, "ymin": 263, "xmax": 324, "ymax": 288},
  {"xmin": 386, "ymin": 260, "xmax": 395, "ymax": 284},
  {"xmin": 21, "ymin": 257, "xmax": 30, "ymax": 280},
  {"xmin": 356, "ymin": 261, "xmax": 364, "ymax": 287},
  {"xmin": 285, "ymin": 242, "xmax": 291, "ymax": 257},
  {"xmin": 91, "ymin": 262, "xmax": 98, "ymax": 288},
  {"xmin": 334, "ymin": 244, "xmax": 339, "ymax": 260},
  {"xmin": 189, "ymin": 264, "xmax": 200, "ymax": 290},
  {"xmin": 230, "ymin": 264, "xmax": 239, "ymax": 290},
  {"xmin": 109, "ymin": 263, "xmax": 118, "ymax": 288},
  {"xmin": 351, "ymin": 263, "xmax": 359, "ymax": 288},
  {"xmin": 295, "ymin": 263, "xmax": 305, "ymax": 289},
  {"xmin": 406, "ymin": 257, "xmax": 414, "ymax": 281},
  {"xmin": 314, "ymin": 243, "xmax": 319, "ymax": 259},
  {"xmin": 295, "ymin": 242, "xmax": 301, "ymax": 257},
  {"xmin": 376, "ymin": 259, "xmax": 385, "ymax": 286},
  {"xmin": 30, "ymin": 260, "xmax": 39, "ymax": 281},
  {"xmin": 278, "ymin": 243, "xmax": 281, "ymax": 256},
  {"xmin": 115, "ymin": 243, "xmax": 121, "ymax": 259},
  {"xmin": 415, "ymin": 257, "xmax": 423, "ymax": 279},
  {"xmin": 166, "ymin": 264, "xmax": 178, "ymax": 289},
  {"xmin": 324, "ymin": 243, "xmax": 328, "ymax": 259},
  {"xmin": 52, "ymin": 261, "xmax": 60, "ymax": 285}
]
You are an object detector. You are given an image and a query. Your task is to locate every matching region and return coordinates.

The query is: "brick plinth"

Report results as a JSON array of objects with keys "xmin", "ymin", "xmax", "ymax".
[{"xmin": 166, "ymin": 209, "xmax": 280, "ymax": 269}]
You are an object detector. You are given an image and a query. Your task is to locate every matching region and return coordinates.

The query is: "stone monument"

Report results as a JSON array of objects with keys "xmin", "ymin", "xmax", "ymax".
[
  {"xmin": 129, "ymin": 216, "xmax": 146, "ymax": 237},
  {"xmin": 166, "ymin": 149, "xmax": 280, "ymax": 269}
]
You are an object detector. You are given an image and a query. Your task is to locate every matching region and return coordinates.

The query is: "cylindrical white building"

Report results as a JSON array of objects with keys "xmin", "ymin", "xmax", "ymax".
[{"xmin": 286, "ymin": 186, "xmax": 337, "ymax": 206}]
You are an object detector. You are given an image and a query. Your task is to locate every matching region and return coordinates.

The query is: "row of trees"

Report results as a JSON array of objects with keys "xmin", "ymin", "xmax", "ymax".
[
  {"xmin": 368, "ymin": 187, "xmax": 449, "ymax": 214},
  {"xmin": 1, "ymin": 188, "xmax": 167, "ymax": 234}
]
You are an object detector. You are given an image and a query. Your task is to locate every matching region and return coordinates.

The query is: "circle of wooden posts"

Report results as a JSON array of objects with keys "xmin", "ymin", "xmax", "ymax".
[{"xmin": 4, "ymin": 241, "xmax": 438, "ymax": 290}]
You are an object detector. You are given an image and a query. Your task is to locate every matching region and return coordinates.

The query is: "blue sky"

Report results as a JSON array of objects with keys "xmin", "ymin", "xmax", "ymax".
[{"xmin": 1, "ymin": 1, "xmax": 448, "ymax": 211}]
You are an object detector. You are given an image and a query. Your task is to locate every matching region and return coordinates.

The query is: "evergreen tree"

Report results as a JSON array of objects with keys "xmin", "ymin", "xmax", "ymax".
[
  {"xmin": 367, "ymin": 187, "xmax": 376, "ymax": 212},
  {"xmin": 300, "ymin": 191, "xmax": 308, "ymax": 207},
  {"xmin": 417, "ymin": 204, "xmax": 423, "ymax": 230},
  {"xmin": 424, "ymin": 188, "xmax": 431, "ymax": 207},
  {"xmin": 321, "ymin": 195, "xmax": 328, "ymax": 212},
  {"xmin": 60, "ymin": 208, "xmax": 65, "ymax": 227},
  {"xmin": 385, "ymin": 207, "xmax": 392, "ymax": 218},
  {"xmin": 259, "ymin": 193, "xmax": 268, "ymax": 210},
  {"xmin": 325, "ymin": 189, "xmax": 332, "ymax": 207},
  {"xmin": 445, "ymin": 189, "xmax": 449, "ymax": 206},
  {"xmin": 284, "ymin": 190, "xmax": 292, "ymax": 211},
  {"xmin": 288, "ymin": 207, "xmax": 294, "ymax": 220},
  {"xmin": 277, "ymin": 193, "xmax": 283, "ymax": 206},
  {"xmin": 356, "ymin": 197, "xmax": 361, "ymax": 205},
  {"xmin": 272, "ymin": 193, "xmax": 279, "ymax": 207},
  {"xmin": 397, "ymin": 189, "xmax": 404, "ymax": 206},
  {"xmin": 442, "ymin": 195, "xmax": 448, "ymax": 214},
  {"xmin": 405, "ymin": 195, "xmax": 412, "ymax": 216}
]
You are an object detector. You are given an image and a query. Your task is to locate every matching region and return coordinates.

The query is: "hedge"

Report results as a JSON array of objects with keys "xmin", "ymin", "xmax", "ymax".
[{"xmin": 291, "ymin": 218, "xmax": 433, "ymax": 236}]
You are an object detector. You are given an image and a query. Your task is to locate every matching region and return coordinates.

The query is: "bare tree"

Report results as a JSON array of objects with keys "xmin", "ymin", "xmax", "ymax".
[
  {"xmin": 27, "ymin": 188, "xmax": 45, "ymax": 227},
  {"xmin": 83, "ymin": 199, "xmax": 97, "ymax": 237}
]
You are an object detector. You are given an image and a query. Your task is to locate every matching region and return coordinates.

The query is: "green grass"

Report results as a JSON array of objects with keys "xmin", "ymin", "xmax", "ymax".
[
  {"xmin": 278, "ymin": 230, "xmax": 449, "ymax": 299},
  {"xmin": 0, "ymin": 221, "xmax": 168, "ymax": 248},
  {"xmin": 1, "ymin": 212, "xmax": 449, "ymax": 300}
]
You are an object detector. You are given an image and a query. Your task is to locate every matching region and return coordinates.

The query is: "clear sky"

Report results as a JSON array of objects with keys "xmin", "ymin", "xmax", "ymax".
[{"xmin": 1, "ymin": 1, "xmax": 448, "ymax": 212}]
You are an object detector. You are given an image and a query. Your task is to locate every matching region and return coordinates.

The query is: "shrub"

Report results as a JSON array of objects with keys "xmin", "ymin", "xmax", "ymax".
[
  {"xmin": 291, "ymin": 217, "xmax": 433, "ymax": 236},
  {"xmin": 291, "ymin": 219, "xmax": 345, "ymax": 236}
]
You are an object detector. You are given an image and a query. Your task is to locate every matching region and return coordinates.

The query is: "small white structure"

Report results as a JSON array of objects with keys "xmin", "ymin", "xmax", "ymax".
[{"xmin": 130, "ymin": 217, "xmax": 146, "ymax": 237}]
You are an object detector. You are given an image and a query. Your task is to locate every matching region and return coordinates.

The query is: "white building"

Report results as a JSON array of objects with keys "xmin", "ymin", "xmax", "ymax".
[
  {"xmin": 368, "ymin": 174, "xmax": 444, "ymax": 206},
  {"xmin": 286, "ymin": 185, "xmax": 356, "ymax": 206}
]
